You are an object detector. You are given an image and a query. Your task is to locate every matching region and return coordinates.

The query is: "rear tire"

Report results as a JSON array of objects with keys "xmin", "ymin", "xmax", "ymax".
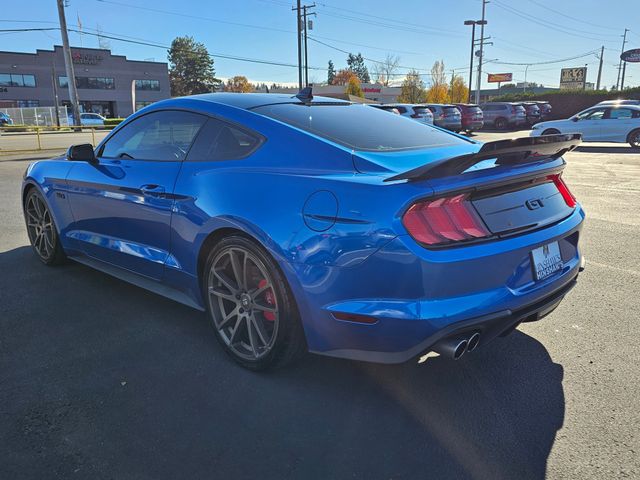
[
  {"xmin": 628, "ymin": 129, "xmax": 640, "ymax": 149},
  {"xmin": 542, "ymin": 128, "xmax": 560, "ymax": 135},
  {"xmin": 202, "ymin": 235, "xmax": 307, "ymax": 371},
  {"xmin": 494, "ymin": 118, "xmax": 507, "ymax": 130},
  {"xmin": 23, "ymin": 189, "xmax": 67, "ymax": 266}
]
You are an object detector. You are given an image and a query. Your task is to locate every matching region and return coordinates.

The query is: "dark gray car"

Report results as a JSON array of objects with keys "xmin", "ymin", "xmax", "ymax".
[
  {"xmin": 423, "ymin": 104, "xmax": 462, "ymax": 131},
  {"xmin": 480, "ymin": 102, "xmax": 528, "ymax": 130}
]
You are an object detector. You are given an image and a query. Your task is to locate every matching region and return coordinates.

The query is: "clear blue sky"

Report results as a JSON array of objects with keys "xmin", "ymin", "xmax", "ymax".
[{"xmin": 1, "ymin": 0, "xmax": 639, "ymax": 89}]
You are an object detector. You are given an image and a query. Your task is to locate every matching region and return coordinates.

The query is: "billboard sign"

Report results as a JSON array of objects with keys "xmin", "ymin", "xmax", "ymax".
[
  {"xmin": 621, "ymin": 48, "xmax": 640, "ymax": 63},
  {"xmin": 488, "ymin": 73, "xmax": 513, "ymax": 83},
  {"xmin": 560, "ymin": 67, "xmax": 586, "ymax": 90}
]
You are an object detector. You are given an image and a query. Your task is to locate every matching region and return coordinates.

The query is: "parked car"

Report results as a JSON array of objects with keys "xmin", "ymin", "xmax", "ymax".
[
  {"xmin": 423, "ymin": 103, "xmax": 462, "ymax": 131},
  {"xmin": 480, "ymin": 102, "xmax": 527, "ymax": 130},
  {"xmin": 22, "ymin": 92, "xmax": 585, "ymax": 370},
  {"xmin": 596, "ymin": 99, "xmax": 640, "ymax": 106},
  {"xmin": 68, "ymin": 112, "xmax": 107, "ymax": 127},
  {"xmin": 521, "ymin": 102, "xmax": 542, "ymax": 125},
  {"xmin": 371, "ymin": 103, "xmax": 434, "ymax": 124},
  {"xmin": 0, "ymin": 112, "xmax": 13, "ymax": 126},
  {"xmin": 535, "ymin": 101, "xmax": 553, "ymax": 120},
  {"xmin": 453, "ymin": 103, "xmax": 484, "ymax": 133},
  {"xmin": 369, "ymin": 104, "xmax": 400, "ymax": 115},
  {"xmin": 531, "ymin": 104, "xmax": 640, "ymax": 148}
]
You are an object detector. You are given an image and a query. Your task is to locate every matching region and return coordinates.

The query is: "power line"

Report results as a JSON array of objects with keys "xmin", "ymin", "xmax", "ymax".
[
  {"xmin": 492, "ymin": 0, "xmax": 619, "ymax": 43},
  {"xmin": 490, "ymin": 49, "xmax": 599, "ymax": 66},
  {"xmin": 94, "ymin": 0, "xmax": 295, "ymax": 35},
  {"xmin": 525, "ymin": 0, "xmax": 621, "ymax": 32}
]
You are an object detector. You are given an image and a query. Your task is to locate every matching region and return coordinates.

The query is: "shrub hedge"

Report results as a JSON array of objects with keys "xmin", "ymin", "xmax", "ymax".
[
  {"xmin": 492, "ymin": 87, "xmax": 640, "ymax": 120},
  {"xmin": 104, "ymin": 118, "xmax": 125, "ymax": 127}
]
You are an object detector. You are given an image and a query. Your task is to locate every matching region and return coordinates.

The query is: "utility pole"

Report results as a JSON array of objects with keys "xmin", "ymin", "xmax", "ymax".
[
  {"xmin": 51, "ymin": 65, "xmax": 61, "ymax": 127},
  {"xmin": 475, "ymin": 0, "xmax": 488, "ymax": 104},
  {"xmin": 596, "ymin": 45, "xmax": 604, "ymax": 90},
  {"xmin": 616, "ymin": 28, "xmax": 629, "ymax": 90},
  {"xmin": 301, "ymin": 4, "xmax": 316, "ymax": 87},
  {"xmin": 56, "ymin": 0, "xmax": 81, "ymax": 128},
  {"xmin": 464, "ymin": 20, "xmax": 476, "ymax": 103},
  {"xmin": 292, "ymin": 1, "xmax": 302, "ymax": 89}
]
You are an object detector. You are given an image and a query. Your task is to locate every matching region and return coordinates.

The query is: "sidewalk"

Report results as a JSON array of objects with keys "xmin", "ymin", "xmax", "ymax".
[{"xmin": 0, "ymin": 150, "xmax": 64, "ymax": 162}]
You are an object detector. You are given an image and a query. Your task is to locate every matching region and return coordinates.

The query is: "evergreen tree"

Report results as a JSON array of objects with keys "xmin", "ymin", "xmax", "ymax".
[
  {"xmin": 347, "ymin": 53, "xmax": 370, "ymax": 83},
  {"xmin": 327, "ymin": 60, "xmax": 336, "ymax": 85}
]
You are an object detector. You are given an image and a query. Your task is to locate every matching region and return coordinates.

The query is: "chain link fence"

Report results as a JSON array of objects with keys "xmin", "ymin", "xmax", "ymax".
[{"xmin": 0, "ymin": 106, "xmax": 70, "ymax": 127}]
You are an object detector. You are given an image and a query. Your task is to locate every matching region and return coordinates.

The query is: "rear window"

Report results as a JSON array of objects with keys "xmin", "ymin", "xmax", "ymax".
[
  {"xmin": 466, "ymin": 106, "xmax": 482, "ymax": 114},
  {"xmin": 443, "ymin": 106, "xmax": 460, "ymax": 114},
  {"xmin": 253, "ymin": 103, "xmax": 468, "ymax": 151},
  {"xmin": 412, "ymin": 107, "xmax": 431, "ymax": 115}
]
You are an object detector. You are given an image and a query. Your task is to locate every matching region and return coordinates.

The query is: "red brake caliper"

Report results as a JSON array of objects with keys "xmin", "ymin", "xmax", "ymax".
[{"xmin": 258, "ymin": 279, "xmax": 276, "ymax": 321}]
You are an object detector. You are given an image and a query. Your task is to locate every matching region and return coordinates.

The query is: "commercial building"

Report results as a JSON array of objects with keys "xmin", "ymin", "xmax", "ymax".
[
  {"xmin": 270, "ymin": 83, "xmax": 401, "ymax": 103},
  {"xmin": 0, "ymin": 46, "xmax": 170, "ymax": 118}
]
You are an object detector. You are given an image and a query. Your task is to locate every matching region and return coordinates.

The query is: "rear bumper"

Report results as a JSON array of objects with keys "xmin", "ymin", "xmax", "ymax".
[
  {"xmin": 319, "ymin": 270, "xmax": 579, "ymax": 364},
  {"xmin": 463, "ymin": 120, "xmax": 484, "ymax": 131},
  {"xmin": 293, "ymin": 206, "xmax": 585, "ymax": 364}
]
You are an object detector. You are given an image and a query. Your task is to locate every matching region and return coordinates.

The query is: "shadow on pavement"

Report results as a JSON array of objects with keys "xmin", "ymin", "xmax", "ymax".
[
  {"xmin": 575, "ymin": 145, "xmax": 638, "ymax": 154},
  {"xmin": 0, "ymin": 246, "xmax": 565, "ymax": 480}
]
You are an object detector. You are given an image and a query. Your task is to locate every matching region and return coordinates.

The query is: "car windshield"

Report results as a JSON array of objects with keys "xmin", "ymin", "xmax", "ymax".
[{"xmin": 253, "ymin": 102, "xmax": 468, "ymax": 151}]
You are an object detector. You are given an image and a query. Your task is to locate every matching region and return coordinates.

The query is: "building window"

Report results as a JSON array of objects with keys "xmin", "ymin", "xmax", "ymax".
[
  {"xmin": 135, "ymin": 79, "xmax": 161, "ymax": 91},
  {"xmin": 0, "ymin": 73, "xmax": 37, "ymax": 87},
  {"xmin": 58, "ymin": 76, "xmax": 115, "ymax": 89},
  {"xmin": 0, "ymin": 100, "xmax": 40, "ymax": 108},
  {"xmin": 135, "ymin": 101, "xmax": 155, "ymax": 111}
]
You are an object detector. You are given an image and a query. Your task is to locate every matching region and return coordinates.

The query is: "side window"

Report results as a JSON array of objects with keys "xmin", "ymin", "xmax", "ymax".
[
  {"xmin": 186, "ymin": 118, "xmax": 263, "ymax": 162},
  {"xmin": 587, "ymin": 109, "xmax": 606, "ymax": 120},
  {"xmin": 608, "ymin": 108, "xmax": 633, "ymax": 119},
  {"xmin": 100, "ymin": 110, "xmax": 206, "ymax": 161},
  {"xmin": 396, "ymin": 107, "xmax": 407, "ymax": 114}
]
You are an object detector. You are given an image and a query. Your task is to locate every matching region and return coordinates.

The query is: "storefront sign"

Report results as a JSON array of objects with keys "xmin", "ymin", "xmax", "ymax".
[
  {"xmin": 487, "ymin": 73, "xmax": 512, "ymax": 83},
  {"xmin": 559, "ymin": 67, "xmax": 586, "ymax": 90},
  {"xmin": 621, "ymin": 48, "xmax": 640, "ymax": 63}
]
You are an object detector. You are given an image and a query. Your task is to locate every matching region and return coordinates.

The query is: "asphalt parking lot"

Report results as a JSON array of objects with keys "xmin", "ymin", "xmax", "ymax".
[{"xmin": 1, "ymin": 130, "xmax": 638, "ymax": 479}]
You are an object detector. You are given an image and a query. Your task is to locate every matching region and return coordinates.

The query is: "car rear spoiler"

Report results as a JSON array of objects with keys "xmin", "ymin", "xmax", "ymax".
[{"xmin": 384, "ymin": 133, "xmax": 582, "ymax": 182}]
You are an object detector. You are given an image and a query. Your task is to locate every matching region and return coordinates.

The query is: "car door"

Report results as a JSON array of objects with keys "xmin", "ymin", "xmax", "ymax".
[
  {"xmin": 601, "ymin": 107, "xmax": 635, "ymax": 142},
  {"xmin": 573, "ymin": 107, "xmax": 607, "ymax": 141},
  {"xmin": 64, "ymin": 110, "xmax": 207, "ymax": 279}
]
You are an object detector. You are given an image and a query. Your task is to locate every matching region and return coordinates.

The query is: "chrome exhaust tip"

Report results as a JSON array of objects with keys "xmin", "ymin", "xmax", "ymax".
[
  {"xmin": 467, "ymin": 332, "xmax": 481, "ymax": 352},
  {"xmin": 434, "ymin": 337, "xmax": 468, "ymax": 360}
]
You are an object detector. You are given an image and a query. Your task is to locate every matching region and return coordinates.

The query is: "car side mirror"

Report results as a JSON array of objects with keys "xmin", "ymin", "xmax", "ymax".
[
  {"xmin": 67, "ymin": 143, "xmax": 96, "ymax": 163},
  {"xmin": 571, "ymin": 117, "xmax": 579, "ymax": 122}
]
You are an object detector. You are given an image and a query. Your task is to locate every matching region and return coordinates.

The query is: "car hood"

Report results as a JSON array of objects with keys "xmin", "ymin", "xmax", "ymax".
[
  {"xmin": 352, "ymin": 142, "xmax": 481, "ymax": 175},
  {"xmin": 534, "ymin": 119, "xmax": 572, "ymax": 130}
]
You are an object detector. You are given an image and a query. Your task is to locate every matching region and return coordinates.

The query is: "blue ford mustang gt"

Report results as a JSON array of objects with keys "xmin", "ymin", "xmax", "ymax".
[{"xmin": 22, "ymin": 91, "xmax": 586, "ymax": 370}]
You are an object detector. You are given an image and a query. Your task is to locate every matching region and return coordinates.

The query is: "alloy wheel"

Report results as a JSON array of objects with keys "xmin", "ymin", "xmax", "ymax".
[
  {"xmin": 631, "ymin": 131, "xmax": 640, "ymax": 148},
  {"xmin": 25, "ymin": 193, "xmax": 55, "ymax": 260},
  {"xmin": 207, "ymin": 246, "xmax": 279, "ymax": 361}
]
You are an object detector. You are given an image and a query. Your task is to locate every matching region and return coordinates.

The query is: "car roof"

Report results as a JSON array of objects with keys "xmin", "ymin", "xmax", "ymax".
[
  {"xmin": 597, "ymin": 99, "xmax": 640, "ymax": 105},
  {"xmin": 182, "ymin": 92, "xmax": 351, "ymax": 110}
]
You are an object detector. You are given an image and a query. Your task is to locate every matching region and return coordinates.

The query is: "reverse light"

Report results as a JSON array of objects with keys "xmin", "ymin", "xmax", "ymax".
[
  {"xmin": 402, "ymin": 193, "xmax": 491, "ymax": 246},
  {"xmin": 548, "ymin": 174, "xmax": 577, "ymax": 208}
]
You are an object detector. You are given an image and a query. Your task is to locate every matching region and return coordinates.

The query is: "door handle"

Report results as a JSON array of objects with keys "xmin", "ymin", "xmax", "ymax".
[{"xmin": 139, "ymin": 184, "xmax": 166, "ymax": 197}]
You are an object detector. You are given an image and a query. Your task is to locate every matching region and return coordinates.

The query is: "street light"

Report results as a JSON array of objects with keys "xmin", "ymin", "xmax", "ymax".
[{"xmin": 464, "ymin": 20, "xmax": 487, "ymax": 103}]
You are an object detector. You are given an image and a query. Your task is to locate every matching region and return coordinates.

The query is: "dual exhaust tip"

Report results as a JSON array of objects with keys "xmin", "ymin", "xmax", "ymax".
[{"xmin": 434, "ymin": 332, "xmax": 481, "ymax": 360}]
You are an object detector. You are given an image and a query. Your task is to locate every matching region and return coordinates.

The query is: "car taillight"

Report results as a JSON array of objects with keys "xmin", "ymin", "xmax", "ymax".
[
  {"xmin": 402, "ymin": 193, "xmax": 490, "ymax": 246},
  {"xmin": 411, "ymin": 113, "xmax": 422, "ymax": 118},
  {"xmin": 548, "ymin": 174, "xmax": 577, "ymax": 208}
]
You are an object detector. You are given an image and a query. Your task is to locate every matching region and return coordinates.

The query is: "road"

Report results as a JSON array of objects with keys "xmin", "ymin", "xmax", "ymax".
[
  {"xmin": 0, "ymin": 131, "xmax": 638, "ymax": 479},
  {"xmin": 0, "ymin": 130, "xmax": 110, "ymax": 154}
]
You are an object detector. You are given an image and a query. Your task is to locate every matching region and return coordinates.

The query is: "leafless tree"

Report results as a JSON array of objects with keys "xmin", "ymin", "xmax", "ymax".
[{"xmin": 371, "ymin": 54, "xmax": 401, "ymax": 86}]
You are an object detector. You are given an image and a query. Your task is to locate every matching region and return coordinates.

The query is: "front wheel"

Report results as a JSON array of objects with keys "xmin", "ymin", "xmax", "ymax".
[
  {"xmin": 628, "ymin": 129, "xmax": 640, "ymax": 149},
  {"xmin": 24, "ymin": 189, "xmax": 67, "ymax": 265},
  {"xmin": 203, "ymin": 235, "xmax": 306, "ymax": 370},
  {"xmin": 542, "ymin": 128, "xmax": 560, "ymax": 136}
]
